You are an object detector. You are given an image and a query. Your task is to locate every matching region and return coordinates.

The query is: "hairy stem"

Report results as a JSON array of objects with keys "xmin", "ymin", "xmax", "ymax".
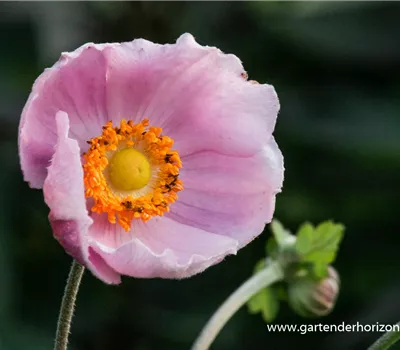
[
  {"xmin": 54, "ymin": 260, "xmax": 85, "ymax": 350},
  {"xmin": 368, "ymin": 322, "xmax": 400, "ymax": 350},
  {"xmin": 191, "ymin": 261, "xmax": 284, "ymax": 350}
]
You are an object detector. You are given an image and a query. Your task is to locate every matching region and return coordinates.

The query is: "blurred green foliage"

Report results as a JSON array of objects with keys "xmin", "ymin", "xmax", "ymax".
[
  {"xmin": 247, "ymin": 259, "xmax": 281, "ymax": 324},
  {"xmin": 1, "ymin": 2, "xmax": 400, "ymax": 350},
  {"xmin": 247, "ymin": 219, "xmax": 344, "ymax": 323}
]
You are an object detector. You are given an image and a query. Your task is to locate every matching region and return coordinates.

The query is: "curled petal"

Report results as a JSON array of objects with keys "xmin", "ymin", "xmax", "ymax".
[
  {"xmin": 43, "ymin": 112, "xmax": 120, "ymax": 284},
  {"xmin": 89, "ymin": 215, "xmax": 239, "ymax": 279}
]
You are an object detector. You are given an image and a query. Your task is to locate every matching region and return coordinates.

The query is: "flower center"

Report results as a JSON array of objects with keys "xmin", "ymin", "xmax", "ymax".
[
  {"xmin": 83, "ymin": 119, "xmax": 183, "ymax": 231},
  {"xmin": 108, "ymin": 148, "xmax": 151, "ymax": 191}
]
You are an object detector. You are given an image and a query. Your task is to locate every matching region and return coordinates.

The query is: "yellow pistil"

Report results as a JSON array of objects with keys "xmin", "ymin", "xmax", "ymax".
[
  {"xmin": 83, "ymin": 119, "xmax": 183, "ymax": 231},
  {"xmin": 108, "ymin": 148, "xmax": 151, "ymax": 191}
]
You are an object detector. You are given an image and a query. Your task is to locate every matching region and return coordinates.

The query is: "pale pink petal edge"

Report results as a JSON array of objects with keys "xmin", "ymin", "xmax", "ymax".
[{"xmin": 42, "ymin": 111, "xmax": 121, "ymax": 284}]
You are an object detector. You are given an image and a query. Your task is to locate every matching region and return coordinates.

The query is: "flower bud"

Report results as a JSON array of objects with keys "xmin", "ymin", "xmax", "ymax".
[{"xmin": 288, "ymin": 266, "xmax": 340, "ymax": 318}]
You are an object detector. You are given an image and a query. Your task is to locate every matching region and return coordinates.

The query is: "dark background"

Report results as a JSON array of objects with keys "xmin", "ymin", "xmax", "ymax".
[{"xmin": 1, "ymin": 2, "xmax": 400, "ymax": 350}]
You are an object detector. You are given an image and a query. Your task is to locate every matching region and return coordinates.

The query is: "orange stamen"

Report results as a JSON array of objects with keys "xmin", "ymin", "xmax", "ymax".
[{"xmin": 83, "ymin": 119, "xmax": 183, "ymax": 231}]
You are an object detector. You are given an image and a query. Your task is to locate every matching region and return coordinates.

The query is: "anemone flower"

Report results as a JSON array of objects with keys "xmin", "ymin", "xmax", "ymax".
[{"xmin": 18, "ymin": 33, "xmax": 284, "ymax": 284}]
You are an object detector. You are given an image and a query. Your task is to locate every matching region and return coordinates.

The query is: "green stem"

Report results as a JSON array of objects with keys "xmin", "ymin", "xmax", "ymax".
[
  {"xmin": 54, "ymin": 260, "xmax": 85, "ymax": 350},
  {"xmin": 191, "ymin": 261, "xmax": 284, "ymax": 350},
  {"xmin": 368, "ymin": 322, "xmax": 400, "ymax": 350}
]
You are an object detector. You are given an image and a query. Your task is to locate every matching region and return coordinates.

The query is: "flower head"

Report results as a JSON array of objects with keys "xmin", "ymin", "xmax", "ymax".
[{"xmin": 19, "ymin": 33, "xmax": 284, "ymax": 284}]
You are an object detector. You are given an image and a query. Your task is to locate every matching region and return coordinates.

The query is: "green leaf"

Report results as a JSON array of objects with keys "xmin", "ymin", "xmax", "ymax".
[
  {"xmin": 247, "ymin": 259, "xmax": 280, "ymax": 323},
  {"xmin": 248, "ymin": 286, "xmax": 280, "ymax": 323},
  {"xmin": 294, "ymin": 222, "xmax": 315, "ymax": 253},
  {"xmin": 270, "ymin": 219, "xmax": 295, "ymax": 248},
  {"xmin": 295, "ymin": 221, "xmax": 345, "ymax": 266},
  {"xmin": 312, "ymin": 262, "xmax": 329, "ymax": 280}
]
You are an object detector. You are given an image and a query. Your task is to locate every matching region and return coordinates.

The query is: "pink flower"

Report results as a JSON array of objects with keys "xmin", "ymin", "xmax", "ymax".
[{"xmin": 18, "ymin": 33, "xmax": 284, "ymax": 284}]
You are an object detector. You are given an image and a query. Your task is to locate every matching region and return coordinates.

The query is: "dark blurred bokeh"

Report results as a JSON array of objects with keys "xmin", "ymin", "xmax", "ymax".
[{"xmin": 1, "ymin": 2, "xmax": 400, "ymax": 350}]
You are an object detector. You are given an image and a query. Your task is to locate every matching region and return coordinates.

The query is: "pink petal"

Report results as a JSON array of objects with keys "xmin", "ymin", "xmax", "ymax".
[
  {"xmin": 89, "ymin": 215, "xmax": 239, "ymax": 279},
  {"xmin": 19, "ymin": 33, "xmax": 280, "ymax": 189},
  {"xmin": 168, "ymin": 137, "xmax": 284, "ymax": 246},
  {"xmin": 43, "ymin": 111, "xmax": 120, "ymax": 284},
  {"xmin": 19, "ymin": 43, "xmax": 109, "ymax": 189},
  {"xmin": 103, "ymin": 33, "xmax": 279, "ymax": 157},
  {"xmin": 180, "ymin": 137, "xmax": 283, "ymax": 195}
]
